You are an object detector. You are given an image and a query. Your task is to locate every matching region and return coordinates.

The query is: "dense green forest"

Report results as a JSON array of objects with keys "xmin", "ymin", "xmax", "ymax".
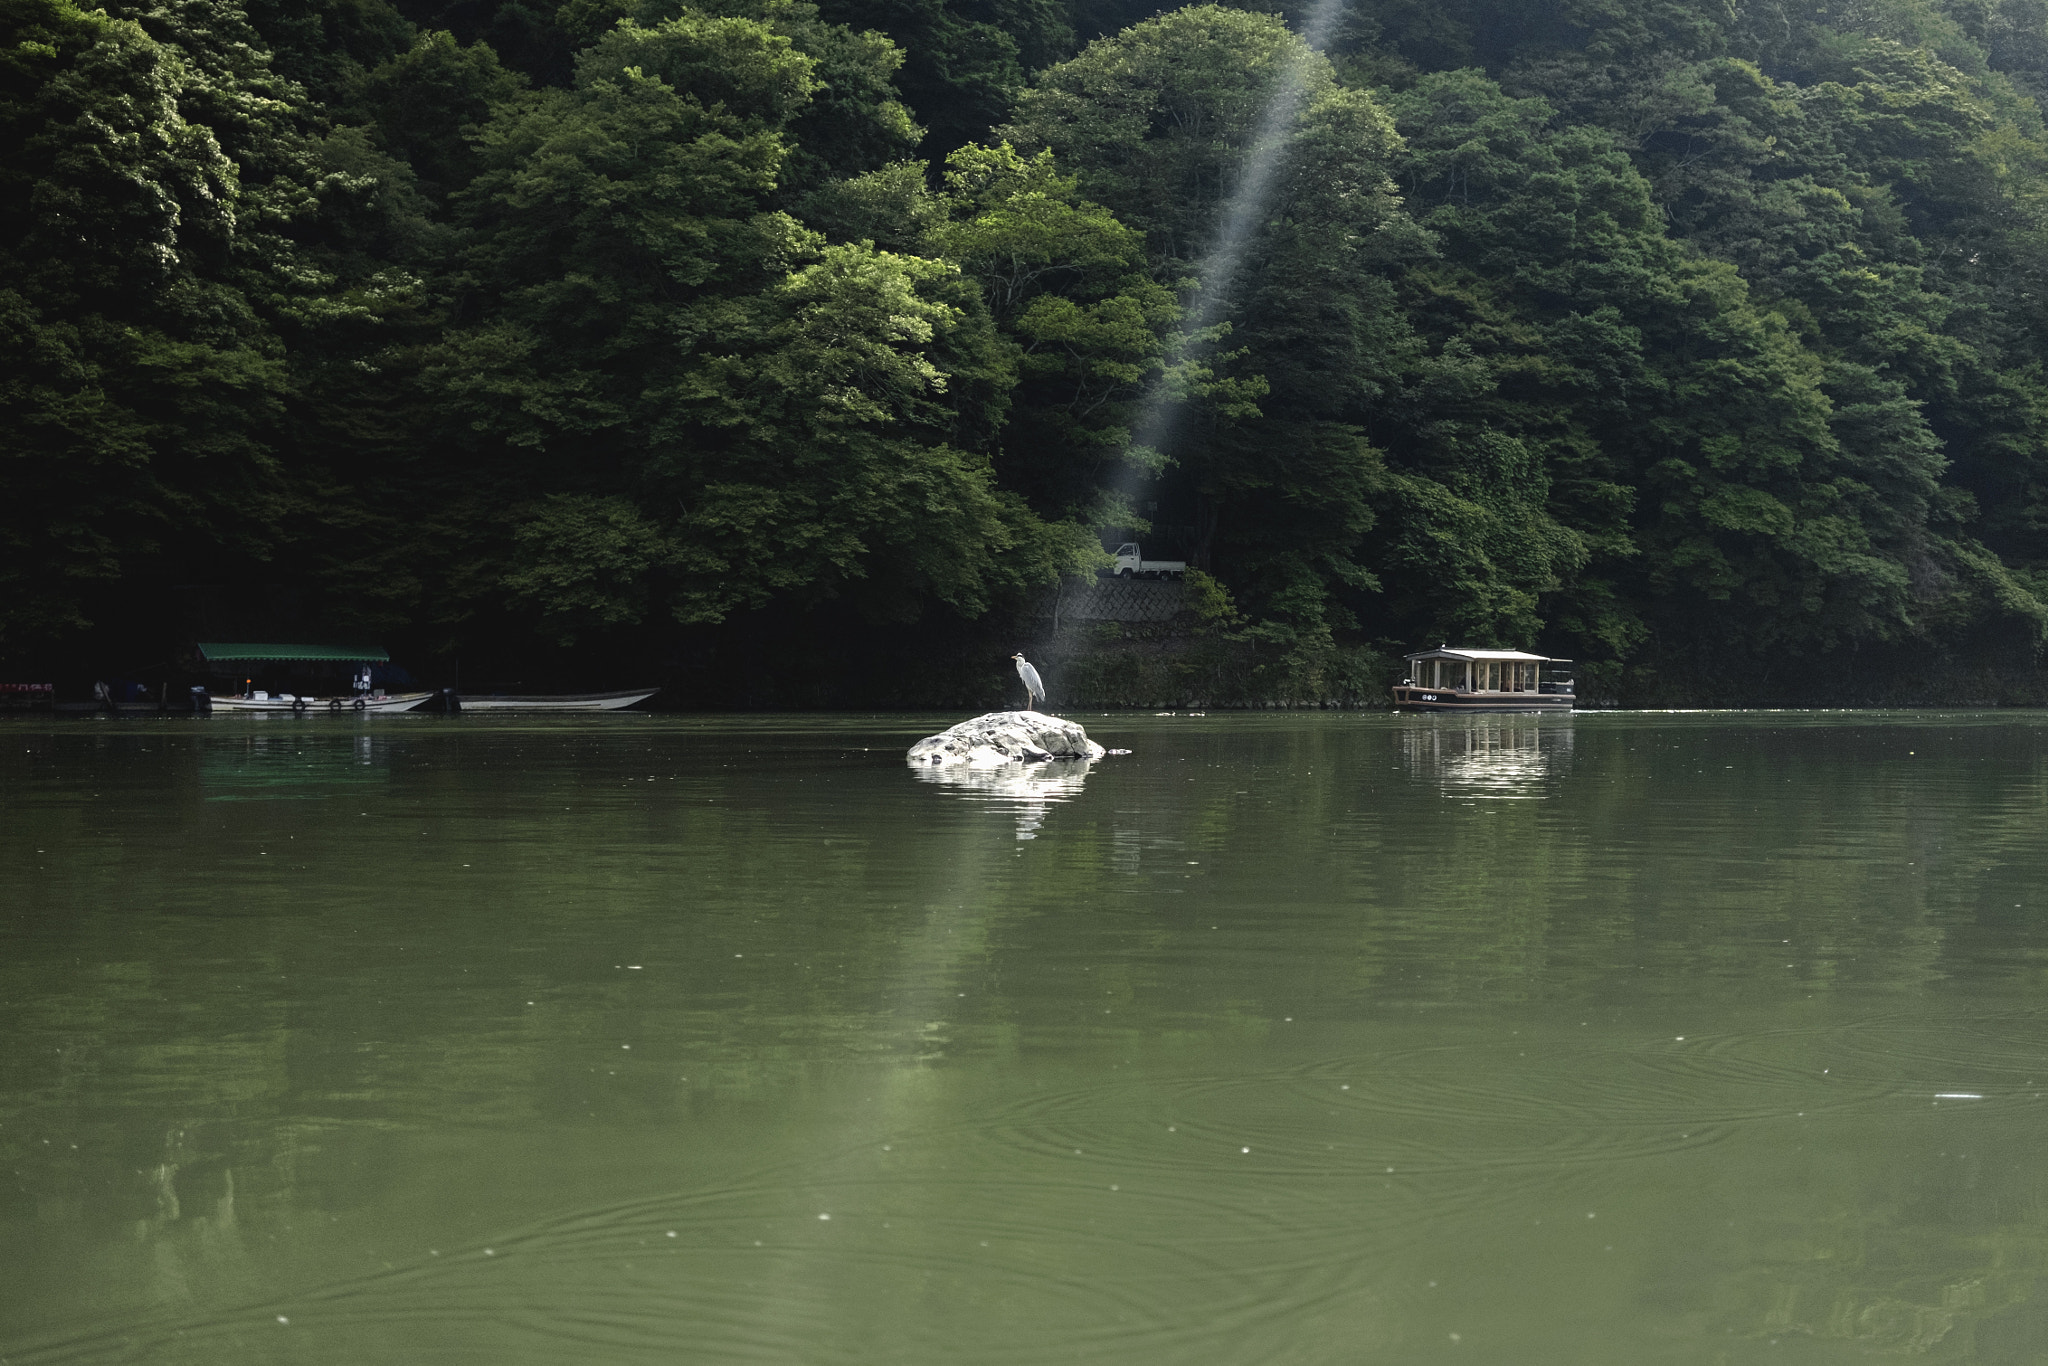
[{"xmin": 11, "ymin": 0, "xmax": 2048, "ymax": 702}]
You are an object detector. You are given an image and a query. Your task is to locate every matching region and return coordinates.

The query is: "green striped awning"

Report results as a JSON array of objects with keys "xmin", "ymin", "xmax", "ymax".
[{"xmin": 197, "ymin": 643, "xmax": 390, "ymax": 663}]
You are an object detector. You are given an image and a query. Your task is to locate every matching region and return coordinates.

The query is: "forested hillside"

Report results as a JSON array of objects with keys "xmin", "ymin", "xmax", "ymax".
[{"xmin": 10, "ymin": 0, "xmax": 2048, "ymax": 702}]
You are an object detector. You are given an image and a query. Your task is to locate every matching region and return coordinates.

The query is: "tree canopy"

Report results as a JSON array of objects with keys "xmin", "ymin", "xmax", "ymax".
[{"xmin": 10, "ymin": 0, "xmax": 2048, "ymax": 699}]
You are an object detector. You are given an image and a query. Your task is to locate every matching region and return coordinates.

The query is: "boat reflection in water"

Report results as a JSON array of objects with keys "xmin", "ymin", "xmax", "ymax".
[
  {"xmin": 1401, "ymin": 716, "xmax": 1574, "ymax": 800},
  {"xmin": 198, "ymin": 731, "xmax": 395, "ymax": 803},
  {"xmin": 911, "ymin": 758, "xmax": 1094, "ymax": 839}
]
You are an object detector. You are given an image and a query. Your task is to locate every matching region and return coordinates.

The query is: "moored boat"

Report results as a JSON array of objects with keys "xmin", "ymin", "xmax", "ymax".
[
  {"xmin": 208, "ymin": 690, "xmax": 432, "ymax": 713},
  {"xmin": 196, "ymin": 643, "xmax": 428, "ymax": 713},
  {"xmin": 455, "ymin": 689, "xmax": 658, "ymax": 712},
  {"xmin": 1390, "ymin": 648, "xmax": 1573, "ymax": 713}
]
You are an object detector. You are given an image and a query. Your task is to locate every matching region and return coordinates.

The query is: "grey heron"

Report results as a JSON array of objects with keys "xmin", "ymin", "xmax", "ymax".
[{"xmin": 1011, "ymin": 653, "xmax": 1046, "ymax": 711}]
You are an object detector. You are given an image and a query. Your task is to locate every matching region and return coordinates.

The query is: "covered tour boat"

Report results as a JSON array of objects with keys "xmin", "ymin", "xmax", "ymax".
[
  {"xmin": 199, "ymin": 642, "xmax": 431, "ymax": 714},
  {"xmin": 1390, "ymin": 647, "xmax": 1574, "ymax": 713},
  {"xmin": 207, "ymin": 690, "xmax": 432, "ymax": 713}
]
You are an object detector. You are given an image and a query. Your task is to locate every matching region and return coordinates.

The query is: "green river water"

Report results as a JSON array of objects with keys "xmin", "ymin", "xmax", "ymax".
[{"xmin": 5, "ymin": 710, "xmax": 2048, "ymax": 1364}]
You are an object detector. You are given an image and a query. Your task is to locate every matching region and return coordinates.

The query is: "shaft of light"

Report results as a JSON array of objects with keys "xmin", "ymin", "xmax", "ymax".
[
  {"xmin": 1050, "ymin": 0, "xmax": 1347, "ymax": 664},
  {"xmin": 1123, "ymin": 0, "xmax": 1349, "ymax": 468}
]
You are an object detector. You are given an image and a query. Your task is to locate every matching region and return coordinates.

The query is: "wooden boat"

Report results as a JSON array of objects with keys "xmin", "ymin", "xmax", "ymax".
[
  {"xmin": 455, "ymin": 688, "xmax": 658, "ymax": 712},
  {"xmin": 208, "ymin": 691, "xmax": 432, "ymax": 713},
  {"xmin": 1389, "ymin": 648, "xmax": 1573, "ymax": 713}
]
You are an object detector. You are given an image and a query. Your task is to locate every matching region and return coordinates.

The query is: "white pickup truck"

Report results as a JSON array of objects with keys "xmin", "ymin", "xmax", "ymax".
[{"xmin": 1106, "ymin": 542, "xmax": 1187, "ymax": 580}]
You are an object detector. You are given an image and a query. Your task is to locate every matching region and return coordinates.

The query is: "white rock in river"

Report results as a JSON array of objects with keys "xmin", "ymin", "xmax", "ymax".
[{"xmin": 906, "ymin": 711, "xmax": 1107, "ymax": 767}]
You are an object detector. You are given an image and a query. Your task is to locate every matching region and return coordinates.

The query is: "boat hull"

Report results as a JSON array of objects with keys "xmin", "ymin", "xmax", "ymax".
[
  {"xmin": 208, "ymin": 691, "xmax": 432, "ymax": 713},
  {"xmin": 457, "ymin": 689, "xmax": 658, "ymax": 711},
  {"xmin": 1390, "ymin": 686, "xmax": 1572, "ymax": 714}
]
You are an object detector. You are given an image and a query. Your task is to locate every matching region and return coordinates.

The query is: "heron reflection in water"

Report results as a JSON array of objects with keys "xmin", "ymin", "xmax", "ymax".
[{"xmin": 1011, "ymin": 653, "xmax": 1046, "ymax": 711}]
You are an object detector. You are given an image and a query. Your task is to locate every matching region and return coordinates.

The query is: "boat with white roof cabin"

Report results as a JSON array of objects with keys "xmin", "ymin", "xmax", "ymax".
[{"xmin": 1390, "ymin": 647, "xmax": 1574, "ymax": 713}]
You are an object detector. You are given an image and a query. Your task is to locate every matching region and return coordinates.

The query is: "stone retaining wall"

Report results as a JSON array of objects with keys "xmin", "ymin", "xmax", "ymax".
[{"xmin": 1051, "ymin": 577, "xmax": 1186, "ymax": 624}]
